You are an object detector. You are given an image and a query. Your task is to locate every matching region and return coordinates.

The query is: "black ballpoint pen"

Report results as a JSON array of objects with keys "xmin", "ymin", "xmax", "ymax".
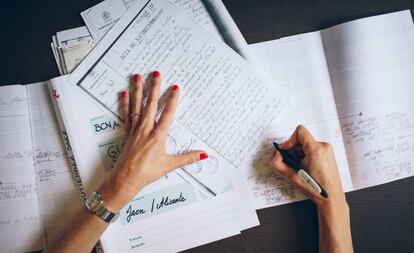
[{"xmin": 273, "ymin": 142, "xmax": 328, "ymax": 198}]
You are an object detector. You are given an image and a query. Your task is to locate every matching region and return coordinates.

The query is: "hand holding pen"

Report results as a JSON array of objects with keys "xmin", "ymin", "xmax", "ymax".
[
  {"xmin": 271, "ymin": 125, "xmax": 354, "ymax": 253},
  {"xmin": 273, "ymin": 142, "xmax": 328, "ymax": 198},
  {"xmin": 271, "ymin": 125, "xmax": 348, "ymax": 209}
]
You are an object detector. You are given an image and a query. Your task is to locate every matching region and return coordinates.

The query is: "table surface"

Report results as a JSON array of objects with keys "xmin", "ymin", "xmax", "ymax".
[{"xmin": 1, "ymin": 1, "xmax": 414, "ymax": 253}]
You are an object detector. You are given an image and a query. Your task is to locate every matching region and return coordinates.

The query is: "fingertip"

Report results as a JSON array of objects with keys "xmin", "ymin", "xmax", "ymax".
[
  {"xmin": 172, "ymin": 84, "xmax": 179, "ymax": 92},
  {"xmin": 120, "ymin": 90, "xmax": 128, "ymax": 99},
  {"xmin": 170, "ymin": 85, "xmax": 180, "ymax": 99},
  {"xmin": 169, "ymin": 150, "xmax": 207, "ymax": 169},
  {"xmin": 133, "ymin": 73, "xmax": 141, "ymax": 82},
  {"xmin": 199, "ymin": 152, "xmax": 208, "ymax": 160},
  {"xmin": 152, "ymin": 70, "xmax": 160, "ymax": 79}
]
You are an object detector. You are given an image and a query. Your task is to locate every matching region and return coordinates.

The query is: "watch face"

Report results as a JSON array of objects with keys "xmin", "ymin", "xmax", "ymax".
[
  {"xmin": 85, "ymin": 192, "xmax": 119, "ymax": 223},
  {"xmin": 86, "ymin": 192, "xmax": 102, "ymax": 211}
]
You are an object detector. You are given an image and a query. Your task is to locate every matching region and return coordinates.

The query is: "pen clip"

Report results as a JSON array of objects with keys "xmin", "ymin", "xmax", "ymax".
[
  {"xmin": 298, "ymin": 169, "xmax": 328, "ymax": 198},
  {"xmin": 298, "ymin": 169, "xmax": 322, "ymax": 194}
]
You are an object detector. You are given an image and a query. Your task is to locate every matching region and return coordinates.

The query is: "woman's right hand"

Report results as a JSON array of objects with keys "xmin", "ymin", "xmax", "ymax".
[
  {"xmin": 270, "ymin": 125, "xmax": 347, "ymax": 210},
  {"xmin": 271, "ymin": 125, "xmax": 353, "ymax": 253}
]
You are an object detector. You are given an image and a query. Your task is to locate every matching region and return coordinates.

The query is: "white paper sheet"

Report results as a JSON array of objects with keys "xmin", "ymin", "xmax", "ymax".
[
  {"xmin": 56, "ymin": 26, "xmax": 92, "ymax": 46},
  {"xmin": 59, "ymin": 39, "xmax": 95, "ymax": 74}
]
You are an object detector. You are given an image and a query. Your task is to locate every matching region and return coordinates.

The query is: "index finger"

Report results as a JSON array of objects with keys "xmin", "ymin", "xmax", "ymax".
[{"xmin": 280, "ymin": 125, "xmax": 317, "ymax": 153}]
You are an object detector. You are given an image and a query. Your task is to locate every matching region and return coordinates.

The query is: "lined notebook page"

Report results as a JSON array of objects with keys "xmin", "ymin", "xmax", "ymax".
[
  {"xmin": 27, "ymin": 82, "xmax": 82, "ymax": 246},
  {"xmin": 248, "ymin": 32, "xmax": 353, "ymax": 209},
  {"xmin": 323, "ymin": 10, "xmax": 414, "ymax": 189},
  {"xmin": 0, "ymin": 85, "xmax": 42, "ymax": 252}
]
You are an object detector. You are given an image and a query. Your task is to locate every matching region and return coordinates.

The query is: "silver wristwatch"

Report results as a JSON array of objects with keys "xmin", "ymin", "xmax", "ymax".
[{"xmin": 85, "ymin": 192, "xmax": 120, "ymax": 223}]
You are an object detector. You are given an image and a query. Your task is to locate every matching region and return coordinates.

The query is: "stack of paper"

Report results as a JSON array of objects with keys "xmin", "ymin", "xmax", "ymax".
[
  {"xmin": 51, "ymin": 26, "xmax": 95, "ymax": 75},
  {"xmin": 47, "ymin": 0, "xmax": 266, "ymax": 252}
]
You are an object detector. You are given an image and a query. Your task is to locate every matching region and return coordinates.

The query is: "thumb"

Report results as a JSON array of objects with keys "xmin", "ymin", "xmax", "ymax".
[{"xmin": 168, "ymin": 150, "xmax": 208, "ymax": 170}]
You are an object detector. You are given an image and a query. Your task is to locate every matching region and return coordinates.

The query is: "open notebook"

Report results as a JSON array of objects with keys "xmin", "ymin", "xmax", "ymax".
[
  {"xmin": 0, "ymin": 83, "xmax": 82, "ymax": 252},
  {"xmin": 247, "ymin": 10, "xmax": 414, "ymax": 208}
]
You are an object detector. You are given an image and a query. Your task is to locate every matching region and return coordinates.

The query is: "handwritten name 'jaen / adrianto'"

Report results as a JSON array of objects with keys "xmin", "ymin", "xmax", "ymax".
[{"xmin": 125, "ymin": 192, "xmax": 187, "ymax": 223}]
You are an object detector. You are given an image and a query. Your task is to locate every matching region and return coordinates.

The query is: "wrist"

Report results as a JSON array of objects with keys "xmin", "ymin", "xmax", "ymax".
[
  {"xmin": 97, "ymin": 175, "xmax": 145, "ymax": 212},
  {"xmin": 317, "ymin": 198, "xmax": 349, "ymax": 221}
]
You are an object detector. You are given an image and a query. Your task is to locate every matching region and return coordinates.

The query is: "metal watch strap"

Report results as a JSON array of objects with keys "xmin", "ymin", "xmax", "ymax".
[{"xmin": 85, "ymin": 192, "xmax": 120, "ymax": 223}]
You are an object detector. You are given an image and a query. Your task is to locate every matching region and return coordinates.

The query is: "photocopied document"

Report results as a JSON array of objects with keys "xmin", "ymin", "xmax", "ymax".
[
  {"xmin": 69, "ymin": 0, "xmax": 289, "ymax": 168},
  {"xmin": 247, "ymin": 10, "xmax": 414, "ymax": 208},
  {"xmin": 50, "ymin": 76, "xmax": 259, "ymax": 252},
  {"xmin": 80, "ymin": 0, "xmax": 257, "ymax": 64},
  {"xmin": 51, "ymin": 26, "xmax": 95, "ymax": 75},
  {"xmin": 81, "ymin": 0, "xmax": 141, "ymax": 41},
  {"xmin": 0, "ymin": 85, "xmax": 43, "ymax": 252},
  {"xmin": 81, "ymin": 0, "xmax": 221, "ymax": 41}
]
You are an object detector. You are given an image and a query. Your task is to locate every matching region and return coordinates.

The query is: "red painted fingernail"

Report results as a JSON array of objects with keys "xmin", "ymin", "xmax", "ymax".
[
  {"xmin": 121, "ymin": 91, "xmax": 128, "ymax": 98},
  {"xmin": 172, "ymin": 84, "xmax": 179, "ymax": 91},
  {"xmin": 153, "ymin": 70, "xmax": 160, "ymax": 78},
  {"xmin": 199, "ymin": 153, "xmax": 208, "ymax": 160},
  {"xmin": 133, "ymin": 74, "xmax": 140, "ymax": 82}
]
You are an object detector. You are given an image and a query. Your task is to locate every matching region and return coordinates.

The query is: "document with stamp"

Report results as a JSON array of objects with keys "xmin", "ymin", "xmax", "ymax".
[
  {"xmin": 81, "ymin": 0, "xmax": 222, "ymax": 42},
  {"xmin": 80, "ymin": 0, "xmax": 258, "ymax": 63}
]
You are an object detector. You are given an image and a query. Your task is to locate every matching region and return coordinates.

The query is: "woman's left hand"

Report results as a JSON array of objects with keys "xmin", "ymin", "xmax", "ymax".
[{"xmin": 98, "ymin": 71, "xmax": 208, "ymax": 212}]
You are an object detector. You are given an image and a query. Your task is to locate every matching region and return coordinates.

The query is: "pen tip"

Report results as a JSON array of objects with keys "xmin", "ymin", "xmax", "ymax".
[{"xmin": 273, "ymin": 142, "xmax": 279, "ymax": 149}]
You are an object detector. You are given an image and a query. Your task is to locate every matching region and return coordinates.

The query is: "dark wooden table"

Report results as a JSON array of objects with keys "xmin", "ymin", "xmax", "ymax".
[{"xmin": 1, "ymin": 1, "xmax": 414, "ymax": 252}]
